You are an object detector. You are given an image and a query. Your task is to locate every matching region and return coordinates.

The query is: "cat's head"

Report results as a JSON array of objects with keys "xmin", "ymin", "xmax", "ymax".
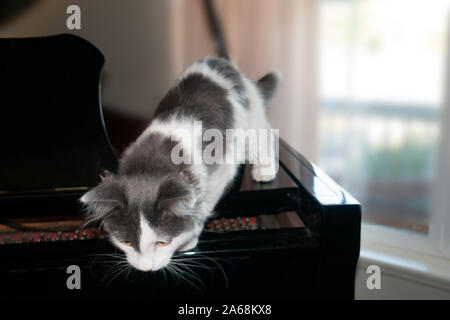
[{"xmin": 80, "ymin": 172, "xmax": 201, "ymax": 271}]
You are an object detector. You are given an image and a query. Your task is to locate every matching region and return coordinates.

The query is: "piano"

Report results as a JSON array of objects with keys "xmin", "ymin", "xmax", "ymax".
[{"xmin": 0, "ymin": 34, "xmax": 361, "ymax": 301}]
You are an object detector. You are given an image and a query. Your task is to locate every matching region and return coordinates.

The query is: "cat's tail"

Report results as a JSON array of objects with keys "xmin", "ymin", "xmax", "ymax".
[{"xmin": 256, "ymin": 71, "xmax": 282, "ymax": 107}]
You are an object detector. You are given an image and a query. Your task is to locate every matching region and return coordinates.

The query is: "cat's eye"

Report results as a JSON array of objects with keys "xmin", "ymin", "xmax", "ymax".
[
  {"xmin": 121, "ymin": 241, "xmax": 133, "ymax": 247},
  {"xmin": 156, "ymin": 240, "xmax": 171, "ymax": 246}
]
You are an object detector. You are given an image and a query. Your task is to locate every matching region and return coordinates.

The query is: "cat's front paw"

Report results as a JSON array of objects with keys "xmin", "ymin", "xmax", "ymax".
[
  {"xmin": 178, "ymin": 238, "xmax": 198, "ymax": 252},
  {"xmin": 251, "ymin": 164, "xmax": 277, "ymax": 182}
]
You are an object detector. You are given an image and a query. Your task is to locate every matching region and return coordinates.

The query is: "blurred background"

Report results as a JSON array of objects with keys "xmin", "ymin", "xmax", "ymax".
[{"xmin": 0, "ymin": 0, "xmax": 449, "ymax": 240}]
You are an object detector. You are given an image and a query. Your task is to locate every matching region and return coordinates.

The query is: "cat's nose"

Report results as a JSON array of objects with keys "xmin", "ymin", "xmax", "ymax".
[
  {"xmin": 128, "ymin": 257, "xmax": 153, "ymax": 271},
  {"xmin": 140, "ymin": 257, "xmax": 156, "ymax": 271},
  {"xmin": 134, "ymin": 262, "xmax": 152, "ymax": 272},
  {"xmin": 140, "ymin": 266, "xmax": 152, "ymax": 272}
]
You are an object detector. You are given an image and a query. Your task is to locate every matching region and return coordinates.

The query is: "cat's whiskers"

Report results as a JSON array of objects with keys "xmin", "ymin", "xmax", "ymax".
[
  {"xmin": 170, "ymin": 262, "xmax": 204, "ymax": 285},
  {"xmin": 174, "ymin": 254, "xmax": 229, "ymax": 288},
  {"xmin": 106, "ymin": 263, "xmax": 132, "ymax": 286},
  {"xmin": 170, "ymin": 260, "xmax": 211, "ymax": 270},
  {"xmin": 161, "ymin": 267, "xmax": 168, "ymax": 283},
  {"xmin": 88, "ymin": 252, "xmax": 133, "ymax": 285},
  {"xmin": 168, "ymin": 253, "xmax": 230, "ymax": 292},
  {"xmin": 167, "ymin": 263, "xmax": 204, "ymax": 293}
]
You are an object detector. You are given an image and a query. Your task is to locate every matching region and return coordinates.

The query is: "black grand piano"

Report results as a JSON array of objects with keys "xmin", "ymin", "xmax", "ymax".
[{"xmin": 0, "ymin": 33, "xmax": 360, "ymax": 301}]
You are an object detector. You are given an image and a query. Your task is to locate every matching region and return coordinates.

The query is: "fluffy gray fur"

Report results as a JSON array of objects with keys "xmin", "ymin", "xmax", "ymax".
[{"xmin": 80, "ymin": 57, "xmax": 281, "ymax": 271}]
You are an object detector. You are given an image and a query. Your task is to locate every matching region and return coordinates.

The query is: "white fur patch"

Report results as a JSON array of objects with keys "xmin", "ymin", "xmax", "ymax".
[
  {"xmin": 180, "ymin": 60, "xmax": 235, "ymax": 92},
  {"xmin": 139, "ymin": 214, "xmax": 158, "ymax": 253},
  {"xmin": 118, "ymin": 215, "xmax": 158, "ymax": 271}
]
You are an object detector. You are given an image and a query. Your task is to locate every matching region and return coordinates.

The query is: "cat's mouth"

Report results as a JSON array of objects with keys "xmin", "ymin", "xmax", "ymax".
[
  {"xmin": 128, "ymin": 262, "xmax": 159, "ymax": 272},
  {"xmin": 131, "ymin": 264, "xmax": 153, "ymax": 272},
  {"xmin": 126, "ymin": 256, "xmax": 170, "ymax": 272}
]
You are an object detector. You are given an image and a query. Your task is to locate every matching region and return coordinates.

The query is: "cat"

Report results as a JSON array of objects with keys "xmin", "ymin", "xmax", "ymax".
[{"xmin": 80, "ymin": 57, "xmax": 281, "ymax": 272}]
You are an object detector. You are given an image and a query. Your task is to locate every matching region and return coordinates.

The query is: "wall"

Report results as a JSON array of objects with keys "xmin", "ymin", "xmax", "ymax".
[
  {"xmin": 0, "ymin": 0, "xmax": 318, "ymax": 161},
  {"xmin": 0, "ymin": 0, "xmax": 184, "ymax": 121}
]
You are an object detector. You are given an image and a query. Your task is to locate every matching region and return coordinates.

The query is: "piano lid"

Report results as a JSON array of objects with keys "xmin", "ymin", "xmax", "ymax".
[{"xmin": 0, "ymin": 34, "xmax": 117, "ymax": 193}]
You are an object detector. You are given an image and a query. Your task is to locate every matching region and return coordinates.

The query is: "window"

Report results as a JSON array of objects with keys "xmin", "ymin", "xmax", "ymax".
[{"xmin": 318, "ymin": 0, "xmax": 449, "ymax": 245}]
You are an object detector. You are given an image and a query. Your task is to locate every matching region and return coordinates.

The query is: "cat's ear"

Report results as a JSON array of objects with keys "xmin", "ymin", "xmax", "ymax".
[
  {"xmin": 158, "ymin": 178, "xmax": 197, "ymax": 213},
  {"xmin": 80, "ymin": 174, "xmax": 125, "ymax": 225},
  {"xmin": 256, "ymin": 71, "xmax": 282, "ymax": 106}
]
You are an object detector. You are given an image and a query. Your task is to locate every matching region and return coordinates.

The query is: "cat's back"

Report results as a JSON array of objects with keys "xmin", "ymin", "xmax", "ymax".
[{"xmin": 153, "ymin": 57, "xmax": 250, "ymax": 133}]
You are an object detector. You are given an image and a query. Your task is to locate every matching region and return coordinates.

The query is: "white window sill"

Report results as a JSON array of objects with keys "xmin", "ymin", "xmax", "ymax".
[{"xmin": 356, "ymin": 239, "xmax": 450, "ymax": 299}]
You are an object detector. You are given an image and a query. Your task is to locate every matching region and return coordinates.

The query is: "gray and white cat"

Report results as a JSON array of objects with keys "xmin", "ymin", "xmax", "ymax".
[{"xmin": 80, "ymin": 57, "xmax": 281, "ymax": 271}]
